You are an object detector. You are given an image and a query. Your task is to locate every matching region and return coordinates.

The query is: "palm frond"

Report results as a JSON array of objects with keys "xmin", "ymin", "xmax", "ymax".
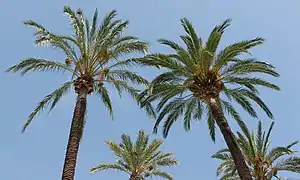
[
  {"xmin": 108, "ymin": 70, "xmax": 149, "ymax": 85},
  {"xmin": 274, "ymin": 157, "xmax": 300, "ymax": 173},
  {"xmin": 222, "ymin": 87, "xmax": 257, "ymax": 118},
  {"xmin": 105, "ymin": 140, "xmax": 122, "ymax": 157},
  {"xmin": 206, "ymin": 19, "xmax": 231, "ymax": 54},
  {"xmin": 6, "ymin": 58, "xmax": 75, "ymax": 76},
  {"xmin": 91, "ymin": 130, "xmax": 176, "ymax": 179},
  {"xmin": 183, "ymin": 98, "xmax": 197, "ymax": 131},
  {"xmin": 108, "ymin": 58, "xmax": 147, "ymax": 69},
  {"xmin": 224, "ymin": 77, "xmax": 280, "ymax": 91},
  {"xmin": 141, "ymin": 54, "xmax": 190, "ymax": 75},
  {"xmin": 89, "ymin": 8, "xmax": 98, "ymax": 41},
  {"xmin": 214, "ymin": 37, "xmax": 264, "ymax": 69},
  {"xmin": 153, "ymin": 97, "xmax": 187, "ymax": 135},
  {"xmin": 263, "ymin": 121, "xmax": 274, "ymax": 154},
  {"xmin": 21, "ymin": 81, "xmax": 73, "ymax": 132},
  {"xmin": 213, "ymin": 121, "xmax": 300, "ymax": 179},
  {"xmin": 222, "ymin": 58, "xmax": 279, "ymax": 77},
  {"xmin": 94, "ymin": 85, "xmax": 113, "ymax": 117},
  {"xmin": 90, "ymin": 163, "xmax": 129, "ymax": 174},
  {"xmin": 63, "ymin": 6, "xmax": 85, "ymax": 43},
  {"xmin": 24, "ymin": 19, "xmax": 78, "ymax": 55},
  {"xmin": 146, "ymin": 169, "xmax": 174, "ymax": 180},
  {"xmin": 207, "ymin": 106, "xmax": 216, "ymax": 142}
]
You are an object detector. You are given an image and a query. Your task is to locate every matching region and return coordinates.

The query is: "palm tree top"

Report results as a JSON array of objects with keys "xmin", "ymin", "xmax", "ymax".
[
  {"xmin": 90, "ymin": 130, "xmax": 178, "ymax": 180},
  {"xmin": 6, "ymin": 6, "xmax": 154, "ymax": 132},
  {"xmin": 138, "ymin": 18, "xmax": 279, "ymax": 139},
  {"xmin": 212, "ymin": 120, "xmax": 300, "ymax": 179}
]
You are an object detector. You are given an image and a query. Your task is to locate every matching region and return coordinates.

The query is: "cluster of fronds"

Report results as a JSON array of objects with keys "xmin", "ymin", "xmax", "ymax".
[
  {"xmin": 6, "ymin": 6, "xmax": 155, "ymax": 132},
  {"xmin": 90, "ymin": 130, "xmax": 178, "ymax": 180},
  {"xmin": 212, "ymin": 121, "xmax": 300, "ymax": 179},
  {"xmin": 138, "ymin": 18, "xmax": 279, "ymax": 140}
]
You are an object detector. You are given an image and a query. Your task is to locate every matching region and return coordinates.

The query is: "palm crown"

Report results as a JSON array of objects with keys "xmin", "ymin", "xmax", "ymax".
[
  {"xmin": 7, "ymin": 6, "xmax": 153, "ymax": 132},
  {"xmin": 90, "ymin": 130, "xmax": 178, "ymax": 180},
  {"xmin": 139, "ymin": 18, "xmax": 279, "ymax": 139},
  {"xmin": 212, "ymin": 121, "xmax": 300, "ymax": 179}
]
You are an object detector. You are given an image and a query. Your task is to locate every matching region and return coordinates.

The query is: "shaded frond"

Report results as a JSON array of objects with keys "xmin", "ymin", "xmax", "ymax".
[
  {"xmin": 21, "ymin": 81, "xmax": 73, "ymax": 132},
  {"xmin": 94, "ymin": 85, "xmax": 113, "ymax": 117},
  {"xmin": 108, "ymin": 70, "xmax": 149, "ymax": 85},
  {"xmin": 146, "ymin": 169, "xmax": 174, "ymax": 180},
  {"xmin": 6, "ymin": 58, "xmax": 75, "ymax": 76},
  {"xmin": 90, "ymin": 163, "xmax": 129, "ymax": 174}
]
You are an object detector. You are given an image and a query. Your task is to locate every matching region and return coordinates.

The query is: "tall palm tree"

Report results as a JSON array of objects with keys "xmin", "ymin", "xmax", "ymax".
[
  {"xmin": 90, "ymin": 130, "xmax": 178, "ymax": 180},
  {"xmin": 6, "ymin": 6, "xmax": 154, "ymax": 180},
  {"xmin": 138, "ymin": 18, "xmax": 280, "ymax": 180},
  {"xmin": 212, "ymin": 120, "xmax": 300, "ymax": 180}
]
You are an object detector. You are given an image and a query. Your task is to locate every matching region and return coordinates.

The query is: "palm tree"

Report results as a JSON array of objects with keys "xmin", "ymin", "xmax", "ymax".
[
  {"xmin": 212, "ymin": 120, "xmax": 300, "ymax": 179},
  {"xmin": 137, "ymin": 18, "xmax": 280, "ymax": 180},
  {"xmin": 6, "ymin": 6, "xmax": 154, "ymax": 180},
  {"xmin": 90, "ymin": 130, "xmax": 178, "ymax": 180}
]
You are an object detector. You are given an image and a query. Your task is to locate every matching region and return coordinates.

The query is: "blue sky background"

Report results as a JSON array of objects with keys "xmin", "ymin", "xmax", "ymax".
[{"xmin": 1, "ymin": 0, "xmax": 300, "ymax": 179}]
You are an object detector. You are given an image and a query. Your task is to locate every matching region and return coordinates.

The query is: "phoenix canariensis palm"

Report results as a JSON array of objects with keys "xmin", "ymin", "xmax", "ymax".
[
  {"xmin": 6, "ymin": 6, "xmax": 154, "ymax": 180},
  {"xmin": 138, "ymin": 18, "xmax": 280, "ymax": 180},
  {"xmin": 212, "ymin": 120, "xmax": 300, "ymax": 179},
  {"xmin": 90, "ymin": 130, "xmax": 178, "ymax": 180}
]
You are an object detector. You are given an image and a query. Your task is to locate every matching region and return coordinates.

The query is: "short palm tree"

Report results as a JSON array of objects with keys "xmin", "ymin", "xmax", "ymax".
[
  {"xmin": 90, "ymin": 130, "xmax": 178, "ymax": 180},
  {"xmin": 212, "ymin": 120, "xmax": 300, "ymax": 179},
  {"xmin": 6, "ymin": 6, "xmax": 153, "ymax": 180},
  {"xmin": 138, "ymin": 18, "xmax": 280, "ymax": 180}
]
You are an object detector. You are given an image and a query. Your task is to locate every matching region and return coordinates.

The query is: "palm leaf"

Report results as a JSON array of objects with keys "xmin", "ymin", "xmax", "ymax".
[
  {"xmin": 21, "ymin": 81, "xmax": 73, "ymax": 132},
  {"xmin": 6, "ymin": 58, "xmax": 75, "ymax": 76}
]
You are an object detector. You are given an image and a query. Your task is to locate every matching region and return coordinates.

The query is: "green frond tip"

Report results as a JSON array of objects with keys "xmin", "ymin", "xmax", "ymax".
[
  {"xmin": 217, "ymin": 19, "xmax": 232, "ymax": 33},
  {"xmin": 63, "ymin": 6, "xmax": 74, "ymax": 14},
  {"xmin": 23, "ymin": 20, "xmax": 46, "ymax": 31}
]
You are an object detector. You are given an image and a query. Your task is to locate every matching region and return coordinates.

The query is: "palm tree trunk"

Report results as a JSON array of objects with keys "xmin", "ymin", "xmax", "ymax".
[
  {"xmin": 208, "ymin": 98, "xmax": 252, "ymax": 180},
  {"xmin": 62, "ymin": 87, "xmax": 88, "ymax": 180},
  {"xmin": 129, "ymin": 173, "xmax": 140, "ymax": 180}
]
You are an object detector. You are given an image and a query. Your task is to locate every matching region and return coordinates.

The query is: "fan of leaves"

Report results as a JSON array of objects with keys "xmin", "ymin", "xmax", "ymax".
[
  {"xmin": 7, "ymin": 6, "xmax": 155, "ymax": 132},
  {"xmin": 212, "ymin": 120, "xmax": 300, "ymax": 179},
  {"xmin": 90, "ymin": 130, "xmax": 178, "ymax": 180},
  {"xmin": 138, "ymin": 18, "xmax": 279, "ymax": 140}
]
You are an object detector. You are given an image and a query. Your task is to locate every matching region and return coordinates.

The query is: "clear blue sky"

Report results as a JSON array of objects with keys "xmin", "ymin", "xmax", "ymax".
[{"xmin": 1, "ymin": 0, "xmax": 300, "ymax": 179}]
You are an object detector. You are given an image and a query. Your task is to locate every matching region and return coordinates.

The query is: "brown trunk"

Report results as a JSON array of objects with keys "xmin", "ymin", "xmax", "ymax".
[
  {"xmin": 129, "ymin": 173, "xmax": 140, "ymax": 180},
  {"xmin": 208, "ymin": 98, "xmax": 252, "ymax": 180},
  {"xmin": 61, "ymin": 87, "xmax": 88, "ymax": 180}
]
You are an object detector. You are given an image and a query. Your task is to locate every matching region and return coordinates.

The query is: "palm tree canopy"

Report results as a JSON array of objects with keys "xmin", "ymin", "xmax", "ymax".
[
  {"xmin": 90, "ymin": 130, "xmax": 178, "ymax": 180},
  {"xmin": 212, "ymin": 120, "xmax": 300, "ymax": 179},
  {"xmin": 138, "ymin": 18, "xmax": 279, "ymax": 140},
  {"xmin": 7, "ymin": 6, "xmax": 155, "ymax": 132}
]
